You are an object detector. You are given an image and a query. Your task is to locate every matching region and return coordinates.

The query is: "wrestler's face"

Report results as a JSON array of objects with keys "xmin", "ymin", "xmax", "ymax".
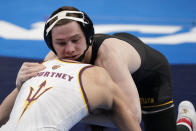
[{"xmin": 51, "ymin": 21, "xmax": 87, "ymax": 60}]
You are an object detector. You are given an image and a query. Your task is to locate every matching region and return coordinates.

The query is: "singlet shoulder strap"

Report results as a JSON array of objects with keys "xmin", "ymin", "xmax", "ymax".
[{"xmin": 90, "ymin": 34, "xmax": 112, "ymax": 64}]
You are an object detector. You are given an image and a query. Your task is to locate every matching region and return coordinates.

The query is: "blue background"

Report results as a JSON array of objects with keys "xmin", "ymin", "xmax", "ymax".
[
  {"xmin": 0, "ymin": 0, "xmax": 196, "ymax": 64},
  {"xmin": 0, "ymin": 0, "xmax": 196, "ymax": 130}
]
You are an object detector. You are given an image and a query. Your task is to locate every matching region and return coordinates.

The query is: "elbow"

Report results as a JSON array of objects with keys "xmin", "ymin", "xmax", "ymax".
[
  {"xmin": 0, "ymin": 116, "xmax": 9, "ymax": 127},
  {"xmin": 135, "ymin": 100, "xmax": 142, "ymax": 123},
  {"xmin": 136, "ymin": 108, "xmax": 142, "ymax": 123},
  {"xmin": 131, "ymin": 100, "xmax": 142, "ymax": 123}
]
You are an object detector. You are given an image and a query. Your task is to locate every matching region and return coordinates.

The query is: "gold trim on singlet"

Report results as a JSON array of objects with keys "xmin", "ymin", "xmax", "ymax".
[
  {"xmin": 77, "ymin": 65, "xmax": 94, "ymax": 114},
  {"xmin": 142, "ymin": 100, "xmax": 174, "ymax": 108},
  {"xmin": 56, "ymin": 58, "xmax": 81, "ymax": 64}
]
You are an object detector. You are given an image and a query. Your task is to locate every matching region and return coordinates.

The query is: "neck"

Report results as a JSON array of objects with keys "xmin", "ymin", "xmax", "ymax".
[{"xmin": 82, "ymin": 45, "xmax": 92, "ymax": 64}]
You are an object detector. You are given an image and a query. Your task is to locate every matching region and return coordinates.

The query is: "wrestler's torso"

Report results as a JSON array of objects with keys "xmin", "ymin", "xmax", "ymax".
[{"xmin": 0, "ymin": 59, "xmax": 91, "ymax": 131}]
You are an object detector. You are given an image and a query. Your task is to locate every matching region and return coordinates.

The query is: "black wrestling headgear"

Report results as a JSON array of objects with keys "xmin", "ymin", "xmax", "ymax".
[{"xmin": 43, "ymin": 10, "xmax": 94, "ymax": 58}]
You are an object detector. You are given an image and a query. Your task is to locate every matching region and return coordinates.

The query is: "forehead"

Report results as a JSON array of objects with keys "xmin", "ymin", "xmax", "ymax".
[{"xmin": 51, "ymin": 21, "xmax": 83, "ymax": 37}]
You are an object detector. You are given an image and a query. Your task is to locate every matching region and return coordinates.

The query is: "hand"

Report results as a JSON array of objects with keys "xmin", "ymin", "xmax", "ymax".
[{"xmin": 16, "ymin": 62, "xmax": 46, "ymax": 90}]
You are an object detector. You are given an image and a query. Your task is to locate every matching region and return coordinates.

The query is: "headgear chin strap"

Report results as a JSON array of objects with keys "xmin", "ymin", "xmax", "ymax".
[{"xmin": 44, "ymin": 10, "xmax": 94, "ymax": 61}]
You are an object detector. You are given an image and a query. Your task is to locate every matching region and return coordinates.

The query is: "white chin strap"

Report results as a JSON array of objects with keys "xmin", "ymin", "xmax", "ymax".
[{"xmin": 46, "ymin": 10, "xmax": 88, "ymax": 36}]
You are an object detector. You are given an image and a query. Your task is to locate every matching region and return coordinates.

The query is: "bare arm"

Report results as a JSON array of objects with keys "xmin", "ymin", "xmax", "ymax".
[
  {"xmin": 111, "ymin": 81, "xmax": 141, "ymax": 131},
  {"xmin": 95, "ymin": 39, "xmax": 141, "ymax": 122},
  {"xmin": 0, "ymin": 88, "xmax": 19, "ymax": 126},
  {"xmin": 82, "ymin": 66, "xmax": 141, "ymax": 131}
]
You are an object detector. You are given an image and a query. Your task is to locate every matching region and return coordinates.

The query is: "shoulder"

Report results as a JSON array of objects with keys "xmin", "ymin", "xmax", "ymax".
[
  {"xmin": 97, "ymin": 37, "xmax": 127, "ymax": 60},
  {"xmin": 81, "ymin": 65, "xmax": 115, "ymax": 89},
  {"xmin": 92, "ymin": 34, "xmax": 113, "ymax": 46},
  {"xmin": 81, "ymin": 65, "xmax": 109, "ymax": 80}
]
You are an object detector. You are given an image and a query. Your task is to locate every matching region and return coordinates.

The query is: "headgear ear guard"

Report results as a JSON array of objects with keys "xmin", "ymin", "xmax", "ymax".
[{"xmin": 43, "ymin": 10, "xmax": 94, "ymax": 55}]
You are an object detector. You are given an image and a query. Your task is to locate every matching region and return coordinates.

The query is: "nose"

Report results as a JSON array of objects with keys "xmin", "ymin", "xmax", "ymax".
[{"xmin": 64, "ymin": 43, "xmax": 75, "ymax": 55}]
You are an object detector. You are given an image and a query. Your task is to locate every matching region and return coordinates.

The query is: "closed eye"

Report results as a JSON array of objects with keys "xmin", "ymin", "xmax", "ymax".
[
  {"xmin": 72, "ymin": 39, "xmax": 80, "ymax": 43},
  {"xmin": 57, "ymin": 41, "xmax": 66, "ymax": 46}
]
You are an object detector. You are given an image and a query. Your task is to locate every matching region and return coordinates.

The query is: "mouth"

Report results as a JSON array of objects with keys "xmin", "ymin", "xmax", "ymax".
[{"xmin": 64, "ymin": 55, "xmax": 79, "ymax": 60}]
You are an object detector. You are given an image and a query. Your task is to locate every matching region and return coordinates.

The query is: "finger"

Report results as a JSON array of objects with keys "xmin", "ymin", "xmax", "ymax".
[
  {"xmin": 22, "ymin": 62, "xmax": 43, "ymax": 67},
  {"xmin": 19, "ymin": 71, "xmax": 40, "ymax": 83},
  {"xmin": 16, "ymin": 71, "xmax": 39, "ymax": 89},
  {"xmin": 19, "ymin": 62, "xmax": 39, "ymax": 72},
  {"xmin": 25, "ymin": 65, "xmax": 46, "ymax": 74},
  {"xmin": 26, "ymin": 71, "xmax": 40, "ymax": 79},
  {"xmin": 20, "ymin": 63, "xmax": 46, "ymax": 73}
]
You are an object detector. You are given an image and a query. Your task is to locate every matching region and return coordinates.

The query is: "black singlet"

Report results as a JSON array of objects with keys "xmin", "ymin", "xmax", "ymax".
[{"xmin": 90, "ymin": 33, "xmax": 173, "ymax": 111}]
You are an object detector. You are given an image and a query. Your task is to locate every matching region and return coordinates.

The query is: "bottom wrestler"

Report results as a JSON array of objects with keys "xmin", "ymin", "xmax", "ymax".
[{"xmin": 0, "ymin": 58, "xmax": 141, "ymax": 131}]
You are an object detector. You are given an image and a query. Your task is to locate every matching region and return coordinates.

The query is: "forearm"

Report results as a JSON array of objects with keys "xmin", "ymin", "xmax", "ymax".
[
  {"xmin": 115, "ymin": 78, "xmax": 141, "ymax": 123},
  {"xmin": 125, "ymin": 84, "xmax": 141, "ymax": 123},
  {"xmin": 0, "ymin": 88, "xmax": 18, "ymax": 126},
  {"xmin": 111, "ymin": 85, "xmax": 141, "ymax": 131},
  {"xmin": 112, "ymin": 98, "xmax": 141, "ymax": 131}
]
